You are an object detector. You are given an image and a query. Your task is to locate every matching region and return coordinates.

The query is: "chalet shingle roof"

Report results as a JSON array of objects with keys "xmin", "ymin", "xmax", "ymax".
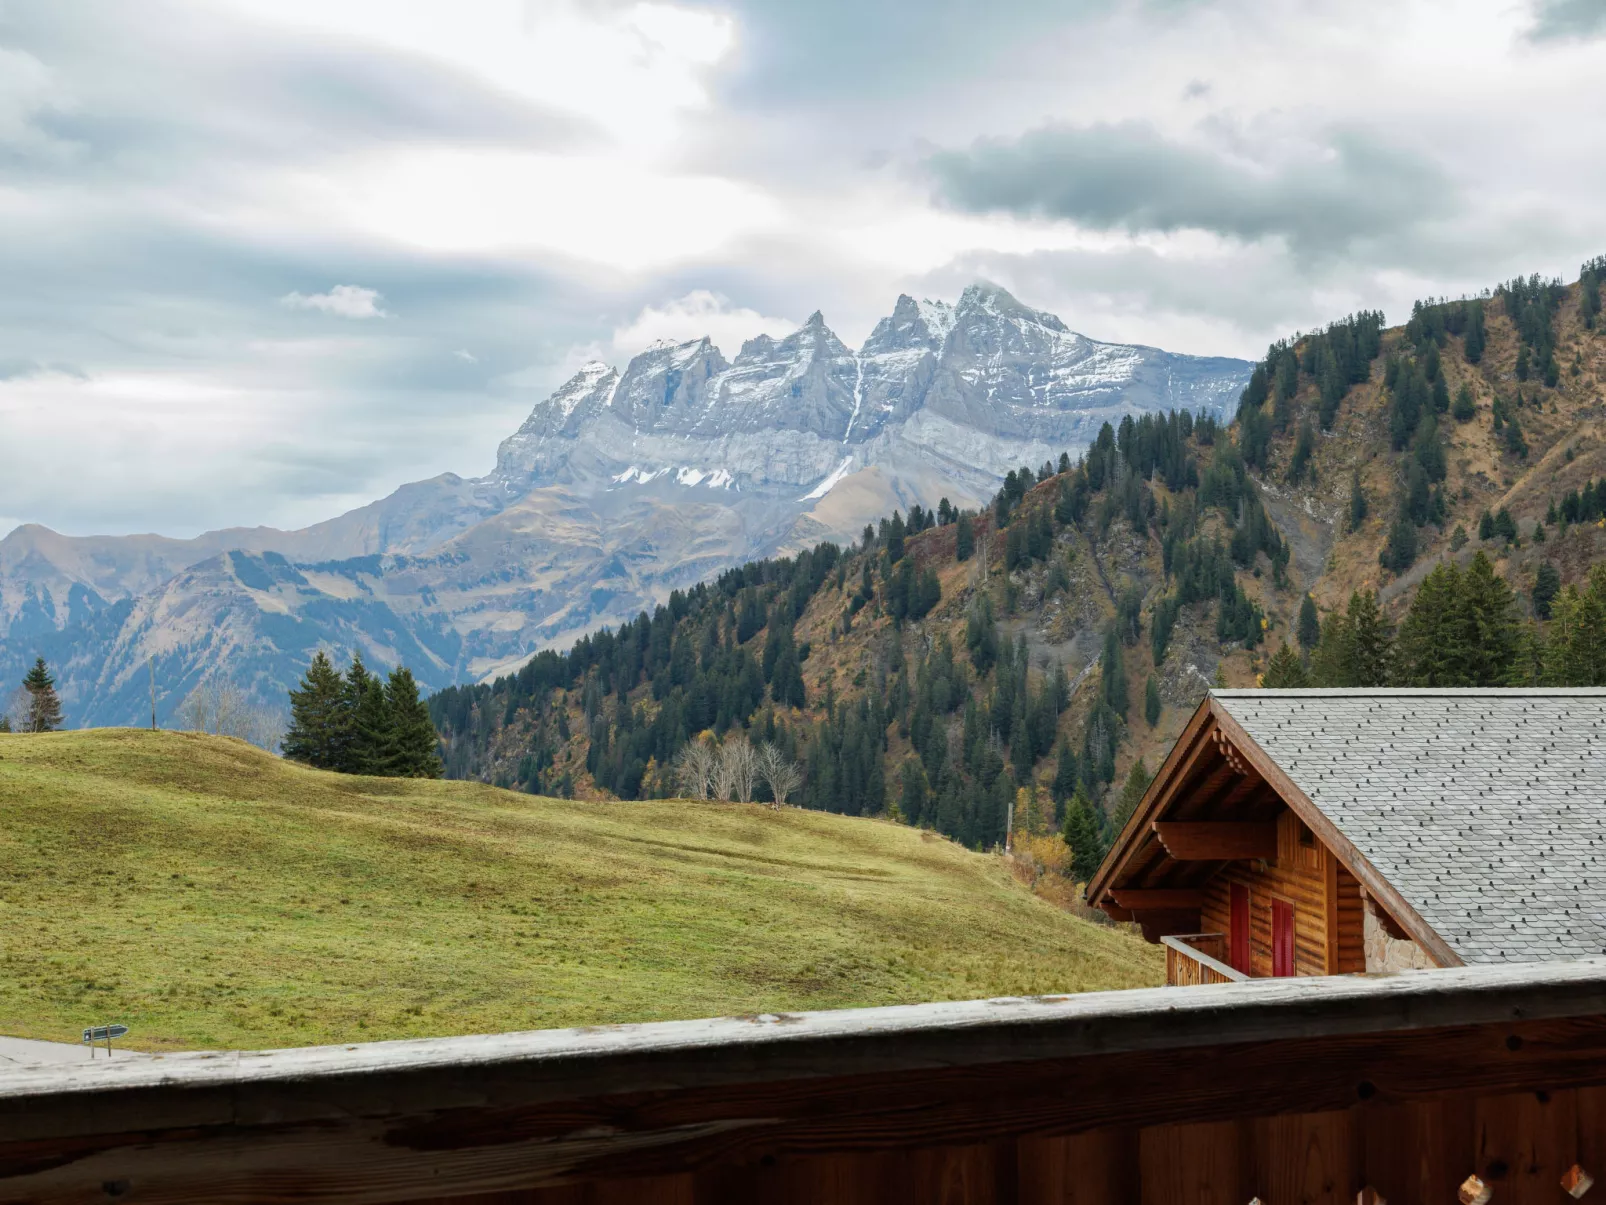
[{"xmin": 1213, "ymin": 688, "xmax": 1606, "ymax": 966}]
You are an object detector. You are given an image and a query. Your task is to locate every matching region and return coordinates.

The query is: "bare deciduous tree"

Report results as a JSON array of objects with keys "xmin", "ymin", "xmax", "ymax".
[
  {"xmin": 179, "ymin": 680, "xmax": 286, "ymax": 752},
  {"xmin": 673, "ymin": 739, "xmax": 718, "ymax": 800},
  {"xmin": 714, "ymin": 739, "xmax": 759, "ymax": 803},
  {"xmin": 757, "ymin": 742, "xmax": 801, "ymax": 808},
  {"xmin": 2, "ymin": 687, "xmax": 30, "ymax": 733}
]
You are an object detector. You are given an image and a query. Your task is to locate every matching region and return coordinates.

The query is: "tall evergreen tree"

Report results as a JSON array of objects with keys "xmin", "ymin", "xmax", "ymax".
[
  {"xmin": 1262, "ymin": 644, "xmax": 1309, "ymax": 688},
  {"xmin": 1394, "ymin": 561, "xmax": 1464, "ymax": 686},
  {"xmin": 283, "ymin": 652, "xmax": 349, "ymax": 770},
  {"xmin": 1534, "ymin": 563, "xmax": 1561, "ymax": 620},
  {"xmin": 21, "ymin": 657, "xmax": 63, "ymax": 732},
  {"xmin": 343, "ymin": 654, "xmax": 390, "ymax": 775},
  {"xmin": 1297, "ymin": 594, "xmax": 1321, "ymax": 651},
  {"xmin": 1144, "ymin": 674, "xmax": 1162, "ymax": 727},
  {"xmin": 1112, "ymin": 758, "xmax": 1151, "ymax": 829},
  {"xmin": 1349, "ymin": 590, "xmax": 1395, "ymax": 686},
  {"xmin": 1348, "ymin": 469, "xmax": 1368, "ymax": 533},
  {"xmin": 1101, "ymin": 627, "xmax": 1128, "ymax": 719},
  {"xmin": 955, "ymin": 513, "xmax": 975, "ymax": 562},
  {"xmin": 379, "ymin": 667, "xmax": 444, "ymax": 778},
  {"xmin": 1062, "ymin": 787, "xmax": 1105, "ymax": 883}
]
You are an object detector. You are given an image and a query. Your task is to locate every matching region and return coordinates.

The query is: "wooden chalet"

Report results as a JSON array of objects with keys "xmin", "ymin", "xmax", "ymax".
[{"xmin": 1088, "ymin": 688, "xmax": 1606, "ymax": 986}]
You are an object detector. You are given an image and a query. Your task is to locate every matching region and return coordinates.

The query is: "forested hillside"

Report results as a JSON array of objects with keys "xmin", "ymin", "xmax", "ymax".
[{"xmin": 430, "ymin": 256, "xmax": 1606, "ymax": 878}]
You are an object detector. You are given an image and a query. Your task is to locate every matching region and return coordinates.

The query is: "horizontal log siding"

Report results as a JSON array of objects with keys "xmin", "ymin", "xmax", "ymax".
[
  {"xmin": 1336, "ymin": 864, "xmax": 1365, "ymax": 973},
  {"xmin": 1199, "ymin": 808, "xmax": 1363, "ymax": 978}
]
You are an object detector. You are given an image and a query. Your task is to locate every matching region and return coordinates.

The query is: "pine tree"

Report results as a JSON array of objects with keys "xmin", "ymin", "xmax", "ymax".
[
  {"xmin": 1534, "ymin": 563, "xmax": 1561, "ymax": 620},
  {"xmin": 1348, "ymin": 469, "xmax": 1368, "ymax": 533},
  {"xmin": 1051, "ymin": 739, "xmax": 1079, "ymax": 810},
  {"xmin": 379, "ymin": 667, "xmax": 443, "ymax": 778},
  {"xmin": 1113, "ymin": 759, "xmax": 1151, "ymax": 829},
  {"xmin": 1144, "ymin": 674, "xmax": 1162, "ymax": 727},
  {"xmin": 1379, "ymin": 514, "xmax": 1417, "ymax": 573},
  {"xmin": 955, "ymin": 513, "xmax": 974, "ymax": 562},
  {"xmin": 1494, "ymin": 508, "xmax": 1519, "ymax": 544},
  {"xmin": 282, "ymin": 652, "xmax": 349, "ymax": 770},
  {"xmin": 1394, "ymin": 561, "xmax": 1463, "ymax": 686},
  {"xmin": 21, "ymin": 657, "xmax": 63, "ymax": 732},
  {"xmin": 1297, "ymin": 594, "xmax": 1321, "ymax": 650},
  {"xmin": 1262, "ymin": 644, "xmax": 1308, "ymax": 688},
  {"xmin": 343, "ymin": 654, "xmax": 390, "ymax": 775},
  {"xmin": 1101, "ymin": 627, "xmax": 1128, "ymax": 719},
  {"xmin": 1452, "ymin": 383, "xmax": 1476, "ymax": 422},
  {"xmin": 1460, "ymin": 552, "xmax": 1518, "ymax": 684},
  {"xmin": 1062, "ymin": 788, "xmax": 1104, "ymax": 883}
]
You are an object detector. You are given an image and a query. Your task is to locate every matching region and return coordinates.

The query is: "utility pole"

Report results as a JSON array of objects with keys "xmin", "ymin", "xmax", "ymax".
[{"xmin": 148, "ymin": 657, "xmax": 157, "ymax": 731}]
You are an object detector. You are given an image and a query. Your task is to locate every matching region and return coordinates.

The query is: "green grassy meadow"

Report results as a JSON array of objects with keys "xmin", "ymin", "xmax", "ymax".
[{"xmin": 0, "ymin": 729, "xmax": 1161, "ymax": 1050}]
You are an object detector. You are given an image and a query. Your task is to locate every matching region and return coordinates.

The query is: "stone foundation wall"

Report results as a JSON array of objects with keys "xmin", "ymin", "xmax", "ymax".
[{"xmin": 1363, "ymin": 896, "xmax": 1435, "ymax": 972}]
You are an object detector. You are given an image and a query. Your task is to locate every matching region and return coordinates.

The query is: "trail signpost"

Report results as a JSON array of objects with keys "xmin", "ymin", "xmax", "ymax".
[{"xmin": 82, "ymin": 1024, "xmax": 128, "ymax": 1057}]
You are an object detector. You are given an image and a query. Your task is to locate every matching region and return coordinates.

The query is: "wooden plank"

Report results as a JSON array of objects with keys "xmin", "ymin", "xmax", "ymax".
[
  {"xmin": 1152, "ymin": 822, "xmax": 1278, "ymax": 861},
  {"xmin": 1576, "ymin": 1085, "xmax": 1606, "ymax": 1184},
  {"xmin": 1475, "ymin": 1089, "xmax": 1578, "ymax": 1205},
  {"xmin": 1360, "ymin": 1097, "xmax": 1473, "ymax": 1203},
  {"xmin": 1018, "ymin": 1129, "xmax": 1137, "ymax": 1205},
  {"xmin": 1109, "ymin": 889, "xmax": 1206, "ymax": 910},
  {"xmin": 1251, "ymin": 1109, "xmax": 1357, "ymax": 1204},
  {"xmin": 1207, "ymin": 702, "xmax": 1464, "ymax": 969},
  {"xmin": 1139, "ymin": 1120, "xmax": 1246, "ymax": 1205},
  {"xmin": 1324, "ymin": 846, "xmax": 1341, "ymax": 975}
]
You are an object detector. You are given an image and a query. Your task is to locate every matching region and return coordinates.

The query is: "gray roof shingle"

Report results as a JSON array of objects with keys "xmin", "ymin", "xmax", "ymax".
[{"xmin": 1213, "ymin": 688, "xmax": 1606, "ymax": 965}]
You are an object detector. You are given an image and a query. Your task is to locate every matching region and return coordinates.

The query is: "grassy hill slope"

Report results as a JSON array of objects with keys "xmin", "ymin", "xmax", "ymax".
[{"xmin": 0, "ymin": 728, "xmax": 1159, "ymax": 1050}]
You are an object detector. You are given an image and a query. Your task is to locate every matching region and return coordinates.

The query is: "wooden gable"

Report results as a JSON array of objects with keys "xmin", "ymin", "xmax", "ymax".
[{"xmin": 1087, "ymin": 695, "xmax": 1453, "ymax": 976}]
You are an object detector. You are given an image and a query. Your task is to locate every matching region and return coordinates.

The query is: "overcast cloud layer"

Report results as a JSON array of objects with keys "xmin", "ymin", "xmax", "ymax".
[{"xmin": 2, "ymin": 0, "xmax": 1604, "ymax": 537}]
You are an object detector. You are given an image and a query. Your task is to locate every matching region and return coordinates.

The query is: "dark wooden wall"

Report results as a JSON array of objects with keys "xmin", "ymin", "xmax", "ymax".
[
  {"xmin": 1200, "ymin": 808, "xmax": 1367, "ymax": 976},
  {"xmin": 437, "ymin": 1086, "xmax": 1606, "ymax": 1205}
]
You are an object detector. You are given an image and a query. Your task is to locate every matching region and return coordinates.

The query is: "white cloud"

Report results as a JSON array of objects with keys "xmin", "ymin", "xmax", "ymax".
[
  {"xmin": 292, "ymin": 150, "xmax": 783, "ymax": 272},
  {"xmin": 454, "ymin": 349, "xmax": 478, "ymax": 363},
  {"xmin": 219, "ymin": 0, "xmax": 736, "ymax": 154},
  {"xmin": 611, "ymin": 290, "xmax": 797, "ymax": 359},
  {"xmin": 280, "ymin": 285, "xmax": 390, "ymax": 319}
]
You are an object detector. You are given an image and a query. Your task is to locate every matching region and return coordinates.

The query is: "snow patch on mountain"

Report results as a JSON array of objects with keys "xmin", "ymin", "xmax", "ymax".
[{"xmin": 801, "ymin": 456, "xmax": 855, "ymax": 501}]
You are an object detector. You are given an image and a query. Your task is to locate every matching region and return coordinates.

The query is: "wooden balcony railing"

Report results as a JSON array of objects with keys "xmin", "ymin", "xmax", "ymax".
[{"xmin": 1162, "ymin": 932, "xmax": 1249, "ymax": 985}]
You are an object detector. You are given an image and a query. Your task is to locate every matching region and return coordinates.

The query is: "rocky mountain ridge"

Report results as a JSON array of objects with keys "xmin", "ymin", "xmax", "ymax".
[{"xmin": 0, "ymin": 283, "xmax": 1254, "ymax": 727}]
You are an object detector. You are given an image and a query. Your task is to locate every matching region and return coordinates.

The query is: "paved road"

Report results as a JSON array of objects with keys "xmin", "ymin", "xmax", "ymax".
[{"xmin": 0, "ymin": 1035, "xmax": 153, "ymax": 1066}]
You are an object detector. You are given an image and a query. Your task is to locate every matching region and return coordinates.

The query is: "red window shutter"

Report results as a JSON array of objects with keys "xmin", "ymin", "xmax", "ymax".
[
  {"xmin": 1273, "ymin": 899, "xmax": 1295, "ymax": 977},
  {"xmin": 1230, "ymin": 883, "xmax": 1250, "ymax": 973}
]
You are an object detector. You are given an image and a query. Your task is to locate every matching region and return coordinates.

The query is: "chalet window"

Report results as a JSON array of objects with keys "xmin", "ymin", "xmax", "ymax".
[
  {"xmin": 1231, "ymin": 883, "xmax": 1251, "ymax": 974},
  {"xmin": 1297, "ymin": 819, "xmax": 1315, "ymax": 848},
  {"xmin": 1272, "ymin": 899, "xmax": 1295, "ymax": 977}
]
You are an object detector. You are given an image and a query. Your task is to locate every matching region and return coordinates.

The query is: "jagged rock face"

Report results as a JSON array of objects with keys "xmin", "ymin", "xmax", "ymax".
[{"xmin": 0, "ymin": 282, "xmax": 1253, "ymax": 725}]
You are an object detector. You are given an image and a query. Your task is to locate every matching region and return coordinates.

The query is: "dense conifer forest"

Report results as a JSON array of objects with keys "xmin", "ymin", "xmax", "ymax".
[{"xmin": 429, "ymin": 257, "xmax": 1606, "ymax": 877}]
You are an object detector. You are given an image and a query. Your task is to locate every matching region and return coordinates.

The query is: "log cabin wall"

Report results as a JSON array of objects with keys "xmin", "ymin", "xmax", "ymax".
[{"xmin": 1198, "ymin": 808, "xmax": 1365, "ymax": 976}]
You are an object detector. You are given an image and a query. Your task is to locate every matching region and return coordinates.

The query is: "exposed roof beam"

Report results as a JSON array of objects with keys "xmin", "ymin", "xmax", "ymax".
[
  {"xmin": 1087, "ymin": 700, "xmax": 1219, "ymax": 901},
  {"xmin": 1108, "ymin": 889, "xmax": 1206, "ymax": 910},
  {"xmin": 1153, "ymin": 822, "xmax": 1277, "ymax": 861}
]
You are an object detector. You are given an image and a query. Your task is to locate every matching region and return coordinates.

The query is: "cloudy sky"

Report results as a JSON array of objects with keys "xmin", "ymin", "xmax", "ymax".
[{"xmin": 2, "ymin": 0, "xmax": 1603, "ymax": 538}]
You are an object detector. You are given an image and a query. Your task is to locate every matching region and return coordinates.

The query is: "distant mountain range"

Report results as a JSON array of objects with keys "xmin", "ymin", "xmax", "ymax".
[{"xmin": 0, "ymin": 283, "xmax": 1253, "ymax": 726}]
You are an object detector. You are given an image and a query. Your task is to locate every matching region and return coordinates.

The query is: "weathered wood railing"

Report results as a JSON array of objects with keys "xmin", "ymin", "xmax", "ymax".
[
  {"xmin": 1162, "ymin": 931, "xmax": 1247, "ymax": 985},
  {"xmin": 8, "ymin": 960, "xmax": 1606, "ymax": 1203}
]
